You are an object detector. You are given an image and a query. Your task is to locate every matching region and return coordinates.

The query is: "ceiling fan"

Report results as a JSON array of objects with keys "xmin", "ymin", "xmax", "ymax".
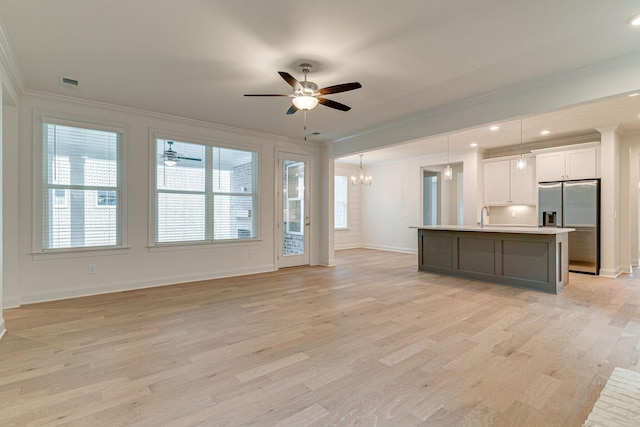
[
  {"xmin": 244, "ymin": 63, "xmax": 362, "ymax": 116},
  {"xmin": 161, "ymin": 141, "xmax": 201, "ymax": 167}
]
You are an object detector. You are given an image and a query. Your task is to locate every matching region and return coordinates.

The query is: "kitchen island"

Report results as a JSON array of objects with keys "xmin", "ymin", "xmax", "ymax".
[{"xmin": 415, "ymin": 225, "xmax": 574, "ymax": 294}]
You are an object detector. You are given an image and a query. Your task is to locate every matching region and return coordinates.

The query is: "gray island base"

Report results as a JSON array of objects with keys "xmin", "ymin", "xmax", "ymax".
[{"xmin": 416, "ymin": 226, "xmax": 574, "ymax": 294}]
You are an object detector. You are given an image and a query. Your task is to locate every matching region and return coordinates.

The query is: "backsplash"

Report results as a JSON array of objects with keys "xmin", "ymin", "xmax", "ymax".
[{"xmin": 486, "ymin": 205, "xmax": 537, "ymax": 226}]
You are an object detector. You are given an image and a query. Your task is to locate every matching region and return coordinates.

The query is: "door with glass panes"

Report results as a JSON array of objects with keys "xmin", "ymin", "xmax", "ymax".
[{"xmin": 278, "ymin": 152, "xmax": 310, "ymax": 267}]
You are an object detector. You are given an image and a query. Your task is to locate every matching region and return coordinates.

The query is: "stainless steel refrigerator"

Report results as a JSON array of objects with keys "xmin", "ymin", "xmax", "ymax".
[{"xmin": 538, "ymin": 179, "xmax": 600, "ymax": 274}]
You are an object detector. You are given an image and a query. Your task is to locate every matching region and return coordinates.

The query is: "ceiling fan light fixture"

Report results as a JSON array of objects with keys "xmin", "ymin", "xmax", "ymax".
[
  {"xmin": 629, "ymin": 14, "xmax": 640, "ymax": 26},
  {"xmin": 292, "ymin": 95, "xmax": 319, "ymax": 110},
  {"xmin": 164, "ymin": 158, "xmax": 177, "ymax": 167}
]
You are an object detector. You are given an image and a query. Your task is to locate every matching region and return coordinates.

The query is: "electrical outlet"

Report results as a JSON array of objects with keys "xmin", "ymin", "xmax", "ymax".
[
  {"xmin": 88, "ymin": 264, "xmax": 96, "ymax": 274},
  {"xmin": 511, "ymin": 211, "xmax": 516, "ymax": 218}
]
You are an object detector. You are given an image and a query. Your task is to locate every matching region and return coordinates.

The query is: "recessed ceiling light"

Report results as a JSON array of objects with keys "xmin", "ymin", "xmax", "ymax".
[
  {"xmin": 489, "ymin": 125, "xmax": 500, "ymax": 131},
  {"xmin": 470, "ymin": 142, "xmax": 478, "ymax": 147},
  {"xmin": 540, "ymin": 130, "xmax": 550, "ymax": 135},
  {"xmin": 629, "ymin": 14, "xmax": 640, "ymax": 26},
  {"xmin": 629, "ymin": 93, "xmax": 640, "ymax": 97}
]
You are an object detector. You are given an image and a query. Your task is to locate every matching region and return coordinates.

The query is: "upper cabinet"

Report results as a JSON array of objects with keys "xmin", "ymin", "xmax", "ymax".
[
  {"xmin": 536, "ymin": 145, "xmax": 598, "ymax": 182},
  {"xmin": 484, "ymin": 157, "xmax": 536, "ymax": 206}
]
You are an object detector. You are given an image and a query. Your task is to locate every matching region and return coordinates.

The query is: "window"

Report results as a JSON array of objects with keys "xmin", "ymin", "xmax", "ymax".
[
  {"xmin": 285, "ymin": 161, "xmax": 304, "ymax": 235},
  {"xmin": 334, "ymin": 175, "xmax": 348, "ymax": 229},
  {"xmin": 53, "ymin": 188, "xmax": 68, "ymax": 208},
  {"xmin": 42, "ymin": 121, "xmax": 123, "ymax": 250},
  {"xmin": 97, "ymin": 190, "xmax": 117, "ymax": 206},
  {"xmin": 155, "ymin": 138, "xmax": 258, "ymax": 244}
]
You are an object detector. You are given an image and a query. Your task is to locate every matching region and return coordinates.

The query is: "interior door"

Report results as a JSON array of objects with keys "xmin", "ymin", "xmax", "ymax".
[{"xmin": 278, "ymin": 152, "xmax": 310, "ymax": 268}]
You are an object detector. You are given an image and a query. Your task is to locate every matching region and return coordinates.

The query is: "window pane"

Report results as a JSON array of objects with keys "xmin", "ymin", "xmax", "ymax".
[
  {"xmin": 286, "ymin": 162, "xmax": 304, "ymax": 199},
  {"xmin": 157, "ymin": 193, "xmax": 206, "ymax": 242},
  {"xmin": 97, "ymin": 191, "xmax": 117, "ymax": 206},
  {"xmin": 157, "ymin": 140, "xmax": 205, "ymax": 191},
  {"xmin": 212, "ymin": 147, "xmax": 256, "ymax": 194},
  {"xmin": 46, "ymin": 189, "xmax": 118, "ymax": 248},
  {"xmin": 213, "ymin": 195, "xmax": 255, "ymax": 240},
  {"xmin": 45, "ymin": 125, "xmax": 119, "ymax": 186},
  {"xmin": 287, "ymin": 199, "xmax": 302, "ymax": 233},
  {"xmin": 43, "ymin": 123, "xmax": 122, "ymax": 250},
  {"xmin": 334, "ymin": 175, "xmax": 348, "ymax": 229}
]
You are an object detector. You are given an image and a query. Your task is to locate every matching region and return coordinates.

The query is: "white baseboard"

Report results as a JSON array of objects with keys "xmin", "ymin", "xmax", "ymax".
[
  {"xmin": 599, "ymin": 267, "xmax": 622, "ymax": 278},
  {"xmin": 319, "ymin": 256, "xmax": 336, "ymax": 267},
  {"xmin": 361, "ymin": 244, "xmax": 417, "ymax": 255},
  {"xmin": 632, "ymin": 258, "xmax": 638, "ymax": 267},
  {"xmin": 3, "ymin": 297, "xmax": 20, "ymax": 309},
  {"xmin": 622, "ymin": 265, "xmax": 633, "ymax": 274},
  {"xmin": 17, "ymin": 264, "xmax": 276, "ymax": 306},
  {"xmin": 334, "ymin": 243, "xmax": 362, "ymax": 250}
]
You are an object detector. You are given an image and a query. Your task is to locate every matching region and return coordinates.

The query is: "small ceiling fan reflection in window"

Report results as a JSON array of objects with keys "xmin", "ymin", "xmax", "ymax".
[{"xmin": 162, "ymin": 141, "xmax": 202, "ymax": 166}]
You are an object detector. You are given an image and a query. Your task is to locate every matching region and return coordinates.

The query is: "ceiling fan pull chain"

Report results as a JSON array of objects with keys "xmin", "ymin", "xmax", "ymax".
[{"xmin": 304, "ymin": 110, "xmax": 307, "ymax": 140}]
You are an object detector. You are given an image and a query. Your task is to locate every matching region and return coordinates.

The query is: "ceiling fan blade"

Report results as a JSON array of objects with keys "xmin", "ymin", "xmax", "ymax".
[
  {"xmin": 318, "ymin": 82, "xmax": 362, "ymax": 95},
  {"xmin": 318, "ymin": 97, "xmax": 351, "ymax": 112},
  {"xmin": 278, "ymin": 72, "xmax": 302, "ymax": 90},
  {"xmin": 244, "ymin": 94, "xmax": 290, "ymax": 97},
  {"xmin": 286, "ymin": 104, "xmax": 299, "ymax": 115},
  {"xmin": 176, "ymin": 156, "xmax": 202, "ymax": 161}
]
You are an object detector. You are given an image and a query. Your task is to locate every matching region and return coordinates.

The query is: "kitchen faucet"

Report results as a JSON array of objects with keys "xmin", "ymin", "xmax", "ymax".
[{"xmin": 480, "ymin": 206, "xmax": 490, "ymax": 228}]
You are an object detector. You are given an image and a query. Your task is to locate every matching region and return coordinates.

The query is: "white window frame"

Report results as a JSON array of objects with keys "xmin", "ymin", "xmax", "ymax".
[
  {"xmin": 334, "ymin": 175, "xmax": 348, "ymax": 230},
  {"xmin": 149, "ymin": 130, "xmax": 261, "ymax": 250},
  {"xmin": 32, "ymin": 111, "xmax": 129, "ymax": 258}
]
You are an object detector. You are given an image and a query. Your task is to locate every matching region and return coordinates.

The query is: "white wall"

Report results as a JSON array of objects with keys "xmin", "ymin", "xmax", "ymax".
[
  {"xmin": 5, "ymin": 92, "xmax": 321, "ymax": 307},
  {"xmin": 334, "ymin": 162, "xmax": 361, "ymax": 250},
  {"xmin": 360, "ymin": 148, "xmax": 480, "ymax": 254},
  {"xmin": 619, "ymin": 130, "xmax": 640, "ymax": 272},
  {"xmin": 0, "ymin": 78, "xmax": 19, "ymax": 339}
]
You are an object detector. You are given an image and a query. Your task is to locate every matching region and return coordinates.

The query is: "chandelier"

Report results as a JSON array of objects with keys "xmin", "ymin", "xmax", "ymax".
[{"xmin": 351, "ymin": 154, "xmax": 372, "ymax": 186}]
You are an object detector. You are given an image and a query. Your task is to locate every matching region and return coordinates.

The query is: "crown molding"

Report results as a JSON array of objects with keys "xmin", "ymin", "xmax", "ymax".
[
  {"xmin": 0, "ymin": 15, "xmax": 24, "ymax": 102},
  {"xmin": 24, "ymin": 89, "xmax": 304, "ymax": 144}
]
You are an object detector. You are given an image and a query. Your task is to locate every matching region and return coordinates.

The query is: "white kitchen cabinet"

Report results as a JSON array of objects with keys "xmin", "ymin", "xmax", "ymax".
[
  {"xmin": 484, "ymin": 157, "xmax": 536, "ymax": 206},
  {"xmin": 536, "ymin": 146, "xmax": 597, "ymax": 182}
]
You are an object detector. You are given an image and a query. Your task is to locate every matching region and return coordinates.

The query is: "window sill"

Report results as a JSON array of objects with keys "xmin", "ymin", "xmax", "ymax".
[
  {"xmin": 335, "ymin": 227, "xmax": 351, "ymax": 232},
  {"xmin": 31, "ymin": 246, "xmax": 131, "ymax": 260},
  {"xmin": 148, "ymin": 239, "xmax": 262, "ymax": 252}
]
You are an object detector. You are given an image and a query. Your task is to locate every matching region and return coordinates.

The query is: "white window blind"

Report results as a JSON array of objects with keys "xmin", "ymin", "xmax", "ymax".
[
  {"xmin": 156, "ymin": 139, "xmax": 258, "ymax": 244},
  {"xmin": 334, "ymin": 175, "xmax": 348, "ymax": 229},
  {"xmin": 42, "ymin": 122, "xmax": 122, "ymax": 250}
]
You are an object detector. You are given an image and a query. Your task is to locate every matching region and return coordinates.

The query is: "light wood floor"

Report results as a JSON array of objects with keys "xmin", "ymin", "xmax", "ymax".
[{"xmin": 2, "ymin": 249, "xmax": 640, "ymax": 426}]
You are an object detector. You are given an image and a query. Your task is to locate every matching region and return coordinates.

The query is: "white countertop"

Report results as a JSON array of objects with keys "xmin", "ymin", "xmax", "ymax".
[{"xmin": 413, "ymin": 225, "xmax": 574, "ymax": 234}]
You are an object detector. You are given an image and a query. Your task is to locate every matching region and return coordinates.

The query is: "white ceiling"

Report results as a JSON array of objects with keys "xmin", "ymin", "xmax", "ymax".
[{"xmin": 2, "ymin": 1, "xmax": 640, "ymax": 162}]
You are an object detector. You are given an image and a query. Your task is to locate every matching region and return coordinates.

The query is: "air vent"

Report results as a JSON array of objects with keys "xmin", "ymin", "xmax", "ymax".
[{"xmin": 61, "ymin": 77, "xmax": 79, "ymax": 89}]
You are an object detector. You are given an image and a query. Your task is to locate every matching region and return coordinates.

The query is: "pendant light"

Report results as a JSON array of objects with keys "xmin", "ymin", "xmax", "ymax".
[
  {"xmin": 351, "ymin": 154, "xmax": 372, "ymax": 186},
  {"xmin": 443, "ymin": 135, "xmax": 453, "ymax": 181},
  {"xmin": 516, "ymin": 119, "xmax": 526, "ymax": 172}
]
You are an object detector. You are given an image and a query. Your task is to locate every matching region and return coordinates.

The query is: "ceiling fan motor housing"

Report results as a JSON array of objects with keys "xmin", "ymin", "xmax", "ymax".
[{"xmin": 297, "ymin": 81, "xmax": 318, "ymax": 96}]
